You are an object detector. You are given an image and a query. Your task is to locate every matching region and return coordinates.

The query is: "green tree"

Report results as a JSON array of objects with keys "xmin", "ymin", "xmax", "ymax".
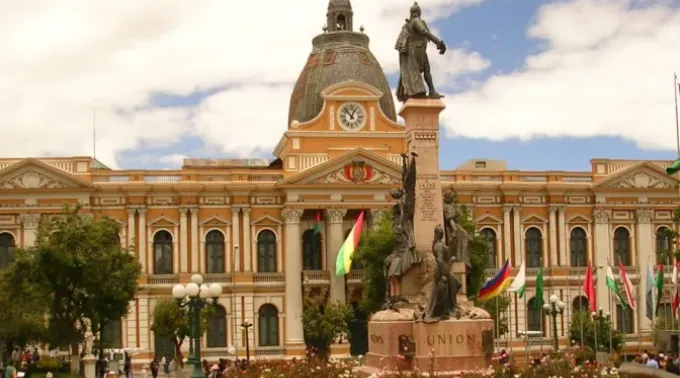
[
  {"xmin": 3, "ymin": 205, "xmax": 141, "ymax": 373},
  {"xmin": 354, "ymin": 212, "xmax": 394, "ymax": 313},
  {"xmin": 569, "ymin": 311, "xmax": 624, "ymax": 352},
  {"xmin": 0, "ymin": 249, "xmax": 48, "ymax": 353},
  {"xmin": 479, "ymin": 295, "xmax": 511, "ymax": 337},
  {"xmin": 150, "ymin": 297, "xmax": 214, "ymax": 367},
  {"xmin": 302, "ymin": 299, "xmax": 354, "ymax": 361}
]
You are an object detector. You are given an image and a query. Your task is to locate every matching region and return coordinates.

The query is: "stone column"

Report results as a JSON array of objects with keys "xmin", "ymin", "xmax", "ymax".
[
  {"xmin": 126, "ymin": 208, "xmax": 136, "ymax": 250},
  {"xmin": 502, "ymin": 206, "xmax": 512, "ymax": 264},
  {"xmin": 282, "ymin": 208, "xmax": 305, "ymax": 347},
  {"xmin": 243, "ymin": 208, "xmax": 252, "ymax": 272},
  {"xmin": 231, "ymin": 208, "xmax": 241, "ymax": 272},
  {"xmin": 370, "ymin": 209, "xmax": 384, "ymax": 230},
  {"xmin": 399, "ymin": 99, "xmax": 446, "ymax": 252},
  {"xmin": 326, "ymin": 208, "xmax": 348, "ymax": 303},
  {"xmin": 19, "ymin": 213, "xmax": 40, "ymax": 248},
  {"xmin": 179, "ymin": 208, "xmax": 189, "ymax": 273},
  {"xmin": 636, "ymin": 208, "xmax": 654, "ymax": 331},
  {"xmin": 138, "ymin": 209, "xmax": 147, "ymax": 273},
  {"xmin": 190, "ymin": 207, "xmax": 199, "ymax": 273},
  {"xmin": 558, "ymin": 207, "xmax": 567, "ymax": 266},
  {"xmin": 593, "ymin": 209, "xmax": 611, "ymax": 316},
  {"xmin": 512, "ymin": 207, "xmax": 521, "ymax": 264},
  {"xmin": 549, "ymin": 206, "xmax": 558, "ymax": 266}
]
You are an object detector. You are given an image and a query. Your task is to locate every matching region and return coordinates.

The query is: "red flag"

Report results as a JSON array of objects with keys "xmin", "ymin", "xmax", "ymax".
[
  {"xmin": 673, "ymin": 260, "xmax": 679, "ymax": 316},
  {"xmin": 583, "ymin": 263, "xmax": 596, "ymax": 312}
]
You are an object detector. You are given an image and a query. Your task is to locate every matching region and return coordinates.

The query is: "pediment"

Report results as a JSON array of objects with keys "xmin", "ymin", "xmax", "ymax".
[
  {"xmin": 0, "ymin": 158, "xmax": 93, "ymax": 190},
  {"xmin": 595, "ymin": 162, "xmax": 676, "ymax": 189},
  {"xmin": 284, "ymin": 148, "xmax": 401, "ymax": 186},
  {"xmin": 200, "ymin": 215, "xmax": 231, "ymax": 226},
  {"xmin": 146, "ymin": 215, "xmax": 179, "ymax": 227},
  {"xmin": 251, "ymin": 214, "xmax": 282, "ymax": 226},
  {"xmin": 475, "ymin": 214, "xmax": 503, "ymax": 224},
  {"xmin": 522, "ymin": 214, "xmax": 548, "ymax": 224},
  {"xmin": 567, "ymin": 214, "xmax": 592, "ymax": 224},
  {"xmin": 103, "ymin": 216, "xmax": 126, "ymax": 226}
]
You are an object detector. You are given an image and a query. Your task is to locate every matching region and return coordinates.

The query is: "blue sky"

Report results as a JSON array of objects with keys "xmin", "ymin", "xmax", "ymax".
[
  {"xmin": 112, "ymin": 0, "xmax": 679, "ymax": 172},
  {"xmin": 8, "ymin": 1, "xmax": 678, "ymax": 171}
]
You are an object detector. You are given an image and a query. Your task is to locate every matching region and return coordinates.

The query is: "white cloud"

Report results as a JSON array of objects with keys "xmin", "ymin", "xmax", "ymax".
[
  {"xmin": 442, "ymin": 0, "xmax": 680, "ymax": 152},
  {"xmin": 0, "ymin": 0, "xmax": 484, "ymax": 168}
]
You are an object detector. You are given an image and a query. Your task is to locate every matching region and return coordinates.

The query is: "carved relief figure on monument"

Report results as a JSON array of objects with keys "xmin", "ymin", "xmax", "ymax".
[
  {"xmin": 443, "ymin": 190, "xmax": 472, "ymax": 266},
  {"xmin": 395, "ymin": 2, "xmax": 447, "ymax": 102}
]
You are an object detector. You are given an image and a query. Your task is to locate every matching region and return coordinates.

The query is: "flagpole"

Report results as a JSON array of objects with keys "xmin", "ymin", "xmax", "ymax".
[
  {"xmin": 524, "ymin": 294, "xmax": 529, "ymax": 363},
  {"xmin": 674, "ymin": 73, "xmax": 679, "ymax": 155},
  {"xmin": 578, "ymin": 257, "xmax": 584, "ymax": 349},
  {"xmin": 637, "ymin": 265, "xmax": 642, "ymax": 353},
  {"xmin": 495, "ymin": 295, "xmax": 499, "ymax": 353},
  {"xmin": 607, "ymin": 258, "xmax": 612, "ymax": 354}
]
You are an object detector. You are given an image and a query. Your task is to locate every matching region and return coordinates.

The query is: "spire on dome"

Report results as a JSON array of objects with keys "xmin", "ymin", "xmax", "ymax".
[{"xmin": 326, "ymin": 0, "xmax": 353, "ymax": 32}]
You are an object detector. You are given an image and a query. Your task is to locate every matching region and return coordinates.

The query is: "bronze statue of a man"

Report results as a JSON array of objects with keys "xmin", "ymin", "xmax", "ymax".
[
  {"xmin": 421, "ymin": 225, "xmax": 460, "ymax": 323},
  {"xmin": 395, "ymin": 2, "xmax": 447, "ymax": 102},
  {"xmin": 443, "ymin": 190, "xmax": 471, "ymax": 266}
]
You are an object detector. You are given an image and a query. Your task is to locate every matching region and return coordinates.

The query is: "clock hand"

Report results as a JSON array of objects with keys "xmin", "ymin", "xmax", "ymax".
[{"xmin": 343, "ymin": 108, "xmax": 354, "ymax": 120}]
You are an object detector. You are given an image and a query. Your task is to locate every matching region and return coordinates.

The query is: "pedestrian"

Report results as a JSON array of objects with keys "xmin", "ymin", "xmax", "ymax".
[
  {"xmin": 150, "ymin": 359, "xmax": 159, "ymax": 378},
  {"xmin": 5, "ymin": 360, "xmax": 16, "ymax": 378},
  {"xmin": 141, "ymin": 364, "xmax": 149, "ymax": 378}
]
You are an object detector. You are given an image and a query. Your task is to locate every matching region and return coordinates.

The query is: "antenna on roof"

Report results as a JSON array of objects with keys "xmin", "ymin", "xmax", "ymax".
[{"xmin": 92, "ymin": 106, "xmax": 96, "ymax": 160}]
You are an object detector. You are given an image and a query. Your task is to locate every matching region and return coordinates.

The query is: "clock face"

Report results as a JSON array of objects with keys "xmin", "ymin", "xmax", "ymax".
[{"xmin": 337, "ymin": 102, "xmax": 367, "ymax": 131}]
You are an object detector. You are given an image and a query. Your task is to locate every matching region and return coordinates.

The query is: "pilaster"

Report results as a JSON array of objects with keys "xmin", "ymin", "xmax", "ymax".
[
  {"xmin": 19, "ymin": 213, "xmax": 40, "ymax": 248},
  {"xmin": 558, "ymin": 207, "xmax": 567, "ymax": 266},
  {"xmin": 636, "ymin": 208, "xmax": 654, "ymax": 332},
  {"xmin": 242, "ymin": 208, "xmax": 252, "ymax": 272},
  {"xmin": 593, "ymin": 209, "xmax": 611, "ymax": 316},
  {"xmin": 502, "ymin": 206, "xmax": 512, "ymax": 264},
  {"xmin": 190, "ymin": 207, "xmax": 199, "ymax": 273},
  {"xmin": 282, "ymin": 208, "xmax": 305, "ymax": 347},
  {"xmin": 512, "ymin": 206, "xmax": 521, "ymax": 264},
  {"xmin": 179, "ymin": 208, "xmax": 189, "ymax": 273},
  {"xmin": 126, "ymin": 208, "xmax": 136, "ymax": 250},
  {"xmin": 138, "ymin": 208, "xmax": 147, "ymax": 274},
  {"xmin": 326, "ymin": 208, "xmax": 348, "ymax": 304},
  {"xmin": 549, "ymin": 206, "xmax": 558, "ymax": 266},
  {"xmin": 231, "ymin": 208, "xmax": 241, "ymax": 272}
]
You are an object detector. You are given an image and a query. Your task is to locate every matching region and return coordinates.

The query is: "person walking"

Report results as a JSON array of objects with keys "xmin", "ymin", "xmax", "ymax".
[
  {"xmin": 5, "ymin": 360, "xmax": 16, "ymax": 378},
  {"xmin": 150, "ymin": 359, "xmax": 159, "ymax": 378}
]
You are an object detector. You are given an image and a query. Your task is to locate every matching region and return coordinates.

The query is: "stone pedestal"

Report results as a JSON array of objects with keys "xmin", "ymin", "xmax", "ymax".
[
  {"xmin": 399, "ymin": 98, "xmax": 446, "ymax": 253},
  {"xmin": 82, "ymin": 355, "xmax": 96, "ymax": 378},
  {"xmin": 413, "ymin": 319, "xmax": 494, "ymax": 372},
  {"xmin": 361, "ymin": 314, "xmax": 494, "ymax": 376}
]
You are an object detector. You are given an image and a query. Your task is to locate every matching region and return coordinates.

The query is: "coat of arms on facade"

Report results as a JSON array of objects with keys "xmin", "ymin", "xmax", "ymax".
[{"xmin": 343, "ymin": 161, "xmax": 374, "ymax": 183}]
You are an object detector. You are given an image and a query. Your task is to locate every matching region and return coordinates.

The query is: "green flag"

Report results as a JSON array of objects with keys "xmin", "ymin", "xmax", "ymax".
[
  {"xmin": 667, "ymin": 157, "xmax": 680, "ymax": 175},
  {"xmin": 534, "ymin": 267, "xmax": 544, "ymax": 310},
  {"xmin": 656, "ymin": 264, "xmax": 664, "ymax": 313},
  {"xmin": 606, "ymin": 266, "xmax": 628, "ymax": 309}
]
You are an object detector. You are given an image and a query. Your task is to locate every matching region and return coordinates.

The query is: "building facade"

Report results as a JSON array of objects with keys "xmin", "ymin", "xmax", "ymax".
[{"xmin": 0, "ymin": 0, "xmax": 677, "ymax": 362}]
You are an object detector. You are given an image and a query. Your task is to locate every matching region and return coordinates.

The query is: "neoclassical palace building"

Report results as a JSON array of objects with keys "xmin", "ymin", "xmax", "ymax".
[{"xmin": 1, "ymin": 0, "xmax": 678, "ymax": 362}]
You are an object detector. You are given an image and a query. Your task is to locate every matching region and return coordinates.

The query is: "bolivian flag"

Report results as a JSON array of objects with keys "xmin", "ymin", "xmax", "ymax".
[
  {"xmin": 477, "ymin": 259, "xmax": 512, "ymax": 301},
  {"xmin": 335, "ymin": 211, "xmax": 365, "ymax": 276}
]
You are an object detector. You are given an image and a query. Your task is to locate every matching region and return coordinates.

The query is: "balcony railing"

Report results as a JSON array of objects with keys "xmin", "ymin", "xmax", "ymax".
[
  {"xmin": 302, "ymin": 270, "xmax": 330, "ymax": 286},
  {"xmin": 254, "ymin": 347, "xmax": 285, "ymax": 357},
  {"xmin": 253, "ymin": 272, "xmax": 286, "ymax": 284},
  {"xmin": 204, "ymin": 273, "xmax": 234, "ymax": 283},
  {"xmin": 347, "ymin": 270, "xmax": 365, "ymax": 285},
  {"xmin": 148, "ymin": 274, "xmax": 179, "ymax": 285}
]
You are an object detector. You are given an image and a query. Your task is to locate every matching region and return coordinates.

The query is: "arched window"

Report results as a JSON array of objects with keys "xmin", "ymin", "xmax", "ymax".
[
  {"xmin": 616, "ymin": 304, "xmax": 634, "ymax": 334},
  {"xmin": 302, "ymin": 230, "xmax": 322, "ymax": 270},
  {"xmin": 480, "ymin": 228, "xmax": 497, "ymax": 269},
  {"xmin": 153, "ymin": 231, "xmax": 173, "ymax": 275},
  {"xmin": 0, "ymin": 233, "xmax": 15, "ymax": 269},
  {"xmin": 258, "ymin": 304, "xmax": 279, "ymax": 347},
  {"xmin": 114, "ymin": 233, "xmax": 122, "ymax": 247},
  {"xmin": 613, "ymin": 227, "xmax": 631, "ymax": 266},
  {"xmin": 336, "ymin": 14, "xmax": 347, "ymax": 30},
  {"xmin": 656, "ymin": 227, "xmax": 673, "ymax": 265},
  {"xmin": 206, "ymin": 230, "xmax": 225, "ymax": 274},
  {"xmin": 572, "ymin": 296, "xmax": 589, "ymax": 314},
  {"xmin": 525, "ymin": 227, "xmax": 542, "ymax": 268},
  {"xmin": 257, "ymin": 230, "xmax": 277, "ymax": 273},
  {"xmin": 570, "ymin": 227, "xmax": 587, "ymax": 267},
  {"xmin": 154, "ymin": 331, "xmax": 174, "ymax": 359},
  {"xmin": 526, "ymin": 297, "xmax": 544, "ymax": 333},
  {"xmin": 101, "ymin": 318, "xmax": 122, "ymax": 348},
  {"xmin": 207, "ymin": 305, "xmax": 227, "ymax": 348}
]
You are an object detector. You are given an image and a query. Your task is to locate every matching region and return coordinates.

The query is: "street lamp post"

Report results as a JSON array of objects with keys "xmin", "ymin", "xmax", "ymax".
[
  {"xmin": 592, "ymin": 308, "xmax": 611, "ymax": 353},
  {"xmin": 543, "ymin": 294, "xmax": 566, "ymax": 351},
  {"xmin": 172, "ymin": 274, "xmax": 223, "ymax": 378},
  {"xmin": 240, "ymin": 320, "xmax": 253, "ymax": 363}
]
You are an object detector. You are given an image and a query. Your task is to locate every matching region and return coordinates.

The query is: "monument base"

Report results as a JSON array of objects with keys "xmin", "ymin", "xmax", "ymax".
[{"xmin": 361, "ymin": 315, "xmax": 494, "ymax": 376}]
